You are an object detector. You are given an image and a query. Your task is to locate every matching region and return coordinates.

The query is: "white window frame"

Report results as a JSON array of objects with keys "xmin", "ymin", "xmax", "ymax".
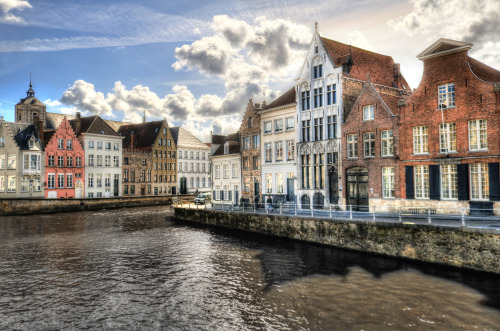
[
  {"xmin": 413, "ymin": 126, "xmax": 428, "ymax": 155},
  {"xmin": 347, "ymin": 134, "xmax": 358, "ymax": 159},
  {"xmin": 381, "ymin": 130, "xmax": 394, "ymax": 157},
  {"xmin": 382, "ymin": 167, "xmax": 395, "ymax": 198},
  {"xmin": 414, "ymin": 165, "xmax": 429, "ymax": 199},
  {"xmin": 470, "ymin": 163, "xmax": 489, "ymax": 200},
  {"xmin": 362, "ymin": 105, "xmax": 374, "ymax": 121},
  {"xmin": 439, "ymin": 123, "xmax": 457, "ymax": 153},
  {"xmin": 363, "ymin": 132, "xmax": 375, "ymax": 158},
  {"xmin": 441, "ymin": 164, "xmax": 458, "ymax": 200},
  {"xmin": 264, "ymin": 121, "xmax": 272, "ymax": 135},
  {"xmin": 468, "ymin": 119, "xmax": 487, "ymax": 151},
  {"xmin": 438, "ymin": 83, "xmax": 455, "ymax": 109}
]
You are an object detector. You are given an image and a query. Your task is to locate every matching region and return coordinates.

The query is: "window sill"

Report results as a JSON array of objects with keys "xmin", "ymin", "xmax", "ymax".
[
  {"xmin": 469, "ymin": 149, "xmax": 488, "ymax": 152},
  {"xmin": 439, "ymin": 151, "xmax": 458, "ymax": 155},
  {"xmin": 347, "ymin": 157, "xmax": 358, "ymax": 160},
  {"xmin": 364, "ymin": 156, "xmax": 375, "ymax": 159},
  {"xmin": 436, "ymin": 106, "xmax": 456, "ymax": 111},
  {"xmin": 413, "ymin": 153, "xmax": 430, "ymax": 156},
  {"xmin": 382, "ymin": 197, "xmax": 396, "ymax": 199},
  {"xmin": 381, "ymin": 155, "xmax": 395, "ymax": 158}
]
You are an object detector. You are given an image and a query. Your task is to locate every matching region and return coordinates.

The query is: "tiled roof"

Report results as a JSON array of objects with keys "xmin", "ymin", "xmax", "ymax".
[
  {"xmin": 46, "ymin": 112, "xmax": 128, "ymax": 131},
  {"xmin": 212, "ymin": 133, "xmax": 240, "ymax": 156},
  {"xmin": 69, "ymin": 115, "xmax": 119, "ymax": 137},
  {"xmin": 262, "ymin": 87, "xmax": 296, "ymax": 110},
  {"xmin": 43, "ymin": 130, "xmax": 56, "ymax": 144},
  {"xmin": 170, "ymin": 127, "xmax": 209, "ymax": 149},
  {"xmin": 7, "ymin": 123, "xmax": 39, "ymax": 150},
  {"xmin": 16, "ymin": 96, "xmax": 45, "ymax": 106},
  {"xmin": 321, "ymin": 37, "xmax": 411, "ymax": 90},
  {"xmin": 468, "ymin": 57, "xmax": 500, "ymax": 83},
  {"xmin": 378, "ymin": 92, "xmax": 402, "ymax": 116},
  {"xmin": 118, "ymin": 121, "xmax": 164, "ymax": 148},
  {"xmin": 211, "ymin": 134, "xmax": 226, "ymax": 145}
]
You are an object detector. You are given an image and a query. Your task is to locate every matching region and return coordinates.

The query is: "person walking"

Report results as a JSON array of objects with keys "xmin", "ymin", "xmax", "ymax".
[{"xmin": 266, "ymin": 196, "xmax": 273, "ymax": 212}]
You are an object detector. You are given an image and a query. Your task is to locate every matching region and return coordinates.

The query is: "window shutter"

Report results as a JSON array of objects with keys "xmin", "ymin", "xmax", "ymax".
[
  {"xmin": 429, "ymin": 165, "xmax": 440, "ymax": 200},
  {"xmin": 229, "ymin": 190, "xmax": 232, "ymax": 201},
  {"xmin": 220, "ymin": 191, "xmax": 224, "ymax": 201},
  {"xmin": 457, "ymin": 164, "xmax": 469, "ymax": 201},
  {"xmin": 405, "ymin": 166, "xmax": 414, "ymax": 199},
  {"xmin": 488, "ymin": 162, "xmax": 500, "ymax": 201},
  {"xmin": 213, "ymin": 190, "xmax": 216, "ymax": 200}
]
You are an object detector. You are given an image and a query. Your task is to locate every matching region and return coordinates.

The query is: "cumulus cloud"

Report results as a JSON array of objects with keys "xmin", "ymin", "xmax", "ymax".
[
  {"xmin": 0, "ymin": 0, "xmax": 31, "ymax": 22},
  {"xmin": 60, "ymin": 15, "xmax": 309, "ymax": 136},
  {"xmin": 388, "ymin": 0, "xmax": 500, "ymax": 65}
]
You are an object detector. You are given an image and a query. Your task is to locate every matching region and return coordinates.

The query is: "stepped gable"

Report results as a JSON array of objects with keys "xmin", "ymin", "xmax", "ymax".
[
  {"xmin": 118, "ymin": 121, "xmax": 163, "ymax": 149},
  {"xmin": 213, "ymin": 133, "xmax": 240, "ymax": 156},
  {"xmin": 321, "ymin": 37, "xmax": 410, "ymax": 90},
  {"xmin": 170, "ymin": 127, "xmax": 207, "ymax": 149},
  {"xmin": 262, "ymin": 87, "xmax": 296, "ymax": 110},
  {"xmin": 468, "ymin": 57, "xmax": 500, "ymax": 83}
]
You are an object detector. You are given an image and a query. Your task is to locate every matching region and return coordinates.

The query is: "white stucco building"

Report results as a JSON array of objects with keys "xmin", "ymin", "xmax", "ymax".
[
  {"xmin": 171, "ymin": 127, "xmax": 211, "ymax": 194},
  {"xmin": 70, "ymin": 114, "xmax": 124, "ymax": 198},
  {"xmin": 210, "ymin": 133, "xmax": 241, "ymax": 205},
  {"xmin": 258, "ymin": 87, "xmax": 298, "ymax": 204}
]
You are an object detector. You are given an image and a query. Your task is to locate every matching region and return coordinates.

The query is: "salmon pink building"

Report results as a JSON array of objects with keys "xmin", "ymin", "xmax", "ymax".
[{"xmin": 44, "ymin": 117, "xmax": 85, "ymax": 198}]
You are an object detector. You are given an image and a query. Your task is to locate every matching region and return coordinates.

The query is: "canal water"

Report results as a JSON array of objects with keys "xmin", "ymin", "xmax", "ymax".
[{"xmin": 0, "ymin": 206, "xmax": 499, "ymax": 330}]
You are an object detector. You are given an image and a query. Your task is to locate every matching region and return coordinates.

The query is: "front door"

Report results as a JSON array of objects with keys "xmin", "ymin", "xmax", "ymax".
[
  {"xmin": 328, "ymin": 166, "xmax": 339, "ymax": 205},
  {"xmin": 172, "ymin": 186, "xmax": 176, "ymax": 195},
  {"xmin": 180, "ymin": 177, "xmax": 187, "ymax": 194},
  {"xmin": 254, "ymin": 182, "xmax": 260, "ymax": 204},
  {"xmin": 114, "ymin": 177, "xmax": 119, "ymax": 197},
  {"xmin": 234, "ymin": 185, "xmax": 239, "ymax": 205},
  {"xmin": 287, "ymin": 178, "xmax": 295, "ymax": 202},
  {"xmin": 75, "ymin": 180, "xmax": 83, "ymax": 198},
  {"xmin": 346, "ymin": 167, "xmax": 369, "ymax": 211}
]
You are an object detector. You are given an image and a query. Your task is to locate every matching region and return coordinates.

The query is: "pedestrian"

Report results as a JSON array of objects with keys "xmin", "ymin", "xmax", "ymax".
[{"xmin": 266, "ymin": 196, "xmax": 273, "ymax": 212}]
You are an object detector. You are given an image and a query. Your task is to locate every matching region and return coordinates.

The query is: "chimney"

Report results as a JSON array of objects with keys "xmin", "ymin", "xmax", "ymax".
[
  {"xmin": 75, "ymin": 112, "xmax": 81, "ymax": 136},
  {"xmin": 262, "ymin": 100, "xmax": 266, "ymax": 107},
  {"xmin": 393, "ymin": 63, "xmax": 401, "ymax": 86},
  {"xmin": 130, "ymin": 131, "xmax": 135, "ymax": 148}
]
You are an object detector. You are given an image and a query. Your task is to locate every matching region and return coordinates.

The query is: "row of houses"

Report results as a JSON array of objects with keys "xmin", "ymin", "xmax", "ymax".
[
  {"xmin": 0, "ymin": 83, "xmax": 211, "ymax": 198},
  {"xmin": 210, "ymin": 28, "xmax": 500, "ymax": 215}
]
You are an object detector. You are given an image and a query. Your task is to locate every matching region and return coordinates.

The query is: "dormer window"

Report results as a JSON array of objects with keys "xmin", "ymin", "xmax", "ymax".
[
  {"xmin": 29, "ymin": 139, "xmax": 34, "ymax": 148},
  {"xmin": 315, "ymin": 46, "xmax": 318, "ymax": 54},
  {"xmin": 224, "ymin": 143, "xmax": 229, "ymax": 154},
  {"xmin": 363, "ymin": 105, "xmax": 374, "ymax": 121},
  {"xmin": 438, "ymin": 83, "xmax": 455, "ymax": 109}
]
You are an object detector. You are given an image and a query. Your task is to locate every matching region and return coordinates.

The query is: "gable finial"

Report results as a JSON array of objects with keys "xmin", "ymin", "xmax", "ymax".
[
  {"xmin": 314, "ymin": 21, "xmax": 318, "ymax": 32},
  {"xmin": 143, "ymin": 110, "xmax": 146, "ymax": 123},
  {"xmin": 29, "ymin": 72, "xmax": 32, "ymax": 88}
]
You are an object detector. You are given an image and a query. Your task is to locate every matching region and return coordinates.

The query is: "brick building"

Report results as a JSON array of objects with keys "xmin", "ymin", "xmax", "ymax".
[
  {"xmin": 399, "ymin": 38, "xmax": 500, "ymax": 214},
  {"xmin": 239, "ymin": 99, "xmax": 263, "ymax": 204},
  {"xmin": 296, "ymin": 24, "xmax": 410, "ymax": 209},
  {"xmin": 342, "ymin": 80, "xmax": 404, "ymax": 210},
  {"xmin": 44, "ymin": 117, "xmax": 85, "ymax": 198}
]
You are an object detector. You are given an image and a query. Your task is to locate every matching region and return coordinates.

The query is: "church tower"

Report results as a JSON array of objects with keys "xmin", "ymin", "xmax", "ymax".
[{"xmin": 15, "ymin": 76, "xmax": 47, "ymax": 128}]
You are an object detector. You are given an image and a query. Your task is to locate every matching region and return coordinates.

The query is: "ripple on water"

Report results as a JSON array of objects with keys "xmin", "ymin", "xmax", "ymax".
[{"xmin": 0, "ymin": 206, "xmax": 499, "ymax": 330}]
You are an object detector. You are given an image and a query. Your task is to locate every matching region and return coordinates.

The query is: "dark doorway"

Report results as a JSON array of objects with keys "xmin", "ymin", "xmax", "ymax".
[
  {"xmin": 329, "ymin": 166, "xmax": 339, "ymax": 205},
  {"xmin": 254, "ymin": 182, "xmax": 260, "ymax": 204},
  {"xmin": 114, "ymin": 178, "xmax": 119, "ymax": 197},
  {"xmin": 172, "ymin": 187, "xmax": 176, "ymax": 195},
  {"xmin": 180, "ymin": 177, "xmax": 187, "ymax": 194},
  {"xmin": 346, "ymin": 167, "xmax": 369, "ymax": 211},
  {"xmin": 313, "ymin": 192, "xmax": 324, "ymax": 209},
  {"xmin": 141, "ymin": 186, "xmax": 145, "ymax": 196},
  {"xmin": 301, "ymin": 194, "xmax": 310, "ymax": 209},
  {"xmin": 287, "ymin": 178, "xmax": 295, "ymax": 202}
]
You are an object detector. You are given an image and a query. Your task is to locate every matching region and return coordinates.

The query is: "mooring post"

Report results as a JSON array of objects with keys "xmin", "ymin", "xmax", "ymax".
[
  {"xmin": 329, "ymin": 205, "xmax": 332, "ymax": 218},
  {"xmin": 294, "ymin": 203, "xmax": 297, "ymax": 216},
  {"xmin": 399, "ymin": 206, "xmax": 402, "ymax": 223},
  {"xmin": 428, "ymin": 207, "xmax": 431, "ymax": 224},
  {"xmin": 461, "ymin": 207, "xmax": 465, "ymax": 227},
  {"xmin": 280, "ymin": 202, "xmax": 282, "ymax": 215},
  {"xmin": 372, "ymin": 205, "xmax": 376, "ymax": 222},
  {"xmin": 254, "ymin": 203, "xmax": 256, "ymax": 214},
  {"xmin": 311, "ymin": 206, "xmax": 314, "ymax": 217},
  {"xmin": 349, "ymin": 205, "xmax": 352, "ymax": 220}
]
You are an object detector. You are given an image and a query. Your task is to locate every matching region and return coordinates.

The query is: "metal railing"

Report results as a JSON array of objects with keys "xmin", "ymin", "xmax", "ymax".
[{"xmin": 173, "ymin": 200, "xmax": 500, "ymax": 229}]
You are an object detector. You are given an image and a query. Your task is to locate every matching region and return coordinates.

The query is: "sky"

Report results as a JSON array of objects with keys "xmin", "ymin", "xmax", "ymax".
[{"xmin": 0, "ymin": 0, "xmax": 499, "ymax": 142}]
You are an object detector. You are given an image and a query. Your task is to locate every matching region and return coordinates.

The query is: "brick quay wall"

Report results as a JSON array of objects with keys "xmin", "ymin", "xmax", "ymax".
[
  {"xmin": 174, "ymin": 208, "xmax": 500, "ymax": 274},
  {"xmin": 0, "ymin": 195, "xmax": 195, "ymax": 216}
]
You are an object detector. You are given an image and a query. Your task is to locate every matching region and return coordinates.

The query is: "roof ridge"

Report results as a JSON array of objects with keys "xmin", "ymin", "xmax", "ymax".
[{"xmin": 320, "ymin": 36, "xmax": 392, "ymax": 59}]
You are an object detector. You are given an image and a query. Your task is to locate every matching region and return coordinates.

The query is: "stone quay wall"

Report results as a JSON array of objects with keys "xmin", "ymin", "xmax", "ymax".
[
  {"xmin": 174, "ymin": 208, "xmax": 500, "ymax": 274},
  {"xmin": 0, "ymin": 195, "xmax": 196, "ymax": 216}
]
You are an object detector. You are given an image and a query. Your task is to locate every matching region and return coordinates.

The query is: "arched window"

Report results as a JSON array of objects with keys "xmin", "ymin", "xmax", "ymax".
[{"xmin": 301, "ymin": 194, "xmax": 310, "ymax": 209}]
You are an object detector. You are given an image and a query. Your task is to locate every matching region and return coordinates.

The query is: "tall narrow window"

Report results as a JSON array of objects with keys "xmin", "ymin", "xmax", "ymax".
[
  {"xmin": 265, "ymin": 143, "xmax": 272, "ymax": 163},
  {"xmin": 363, "ymin": 132, "xmax": 375, "ymax": 157},
  {"xmin": 301, "ymin": 155, "xmax": 311, "ymax": 189},
  {"xmin": 277, "ymin": 173, "xmax": 284, "ymax": 194},
  {"xmin": 275, "ymin": 141, "xmax": 283, "ymax": 162},
  {"xmin": 439, "ymin": 123, "xmax": 457, "ymax": 153},
  {"xmin": 286, "ymin": 140, "xmax": 295, "ymax": 161},
  {"xmin": 285, "ymin": 117, "xmax": 294, "ymax": 131},
  {"xmin": 347, "ymin": 134, "xmax": 358, "ymax": 158},
  {"xmin": 266, "ymin": 173, "xmax": 273, "ymax": 193},
  {"xmin": 470, "ymin": 163, "xmax": 489, "ymax": 200},
  {"xmin": 381, "ymin": 130, "xmax": 394, "ymax": 156},
  {"xmin": 313, "ymin": 154, "xmax": 324, "ymax": 189},
  {"xmin": 264, "ymin": 121, "xmax": 272, "ymax": 134},
  {"xmin": 414, "ymin": 165, "xmax": 429, "ymax": 199},
  {"xmin": 438, "ymin": 83, "xmax": 455, "ymax": 109},
  {"xmin": 327, "ymin": 116, "xmax": 337, "ymax": 139},
  {"xmin": 313, "ymin": 88, "xmax": 323, "ymax": 108},
  {"xmin": 441, "ymin": 164, "xmax": 458, "ymax": 200},
  {"xmin": 382, "ymin": 167, "xmax": 395, "ymax": 198},
  {"xmin": 313, "ymin": 64, "xmax": 323, "ymax": 79},
  {"xmin": 327, "ymin": 84, "xmax": 336, "ymax": 105},
  {"xmin": 243, "ymin": 136, "xmax": 250, "ymax": 150},
  {"xmin": 58, "ymin": 139, "xmax": 64, "ymax": 149},
  {"xmin": 314, "ymin": 118, "xmax": 323, "ymax": 141},
  {"xmin": 274, "ymin": 119, "xmax": 283, "ymax": 133},
  {"xmin": 469, "ymin": 119, "xmax": 487, "ymax": 151},
  {"xmin": 301, "ymin": 91, "xmax": 310, "ymax": 110},
  {"xmin": 302, "ymin": 120, "xmax": 310, "ymax": 142},
  {"xmin": 67, "ymin": 139, "xmax": 72, "ymax": 150},
  {"xmin": 223, "ymin": 164, "xmax": 229, "ymax": 178},
  {"xmin": 413, "ymin": 126, "xmax": 428, "ymax": 154}
]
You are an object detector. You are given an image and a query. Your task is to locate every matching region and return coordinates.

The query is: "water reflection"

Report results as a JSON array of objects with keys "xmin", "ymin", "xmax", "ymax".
[{"xmin": 0, "ymin": 206, "xmax": 498, "ymax": 330}]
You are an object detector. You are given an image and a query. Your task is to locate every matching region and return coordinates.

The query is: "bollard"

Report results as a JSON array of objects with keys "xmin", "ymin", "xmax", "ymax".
[
  {"xmin": 428, "ymin": 207, "xmax": 431, "ymax": 224},
  {"xmin": 311, "ymin": 206, "xmax": 314, "ymax": 217},
  {"xmin": 349, "ymin": 205, "xmax": 352, "ymax": 220},
  {"xmin": 254, "ymin": 203, "xmax": 256, "ymax": 213},
  {"xmin": 280, "ymin": 203, "xmax": 282, "ymax": 215},
  {"xmin": 329, "ymin": 205, "xmax": 332, "ymax": 218},
  {"xmin": 243, "ymin": 203, "xmax": 245, "ymax": 213},
  {"xmin": 399, "ymin": 206, "xmax": 402, "ymax": 223},
  {"xmin": 294, "ymin": 203, "xmax": 297, "ymax": 216},
  {"xmin": 461, "ymin": 207, "xmax": 465, "ymax": 227},
  {"xmin": 372, "ymin": 206, "xmax": 376, "ymax": 222},
  {"xmin": 231, "ymin": 204, "xmax": 234, "ymax": 212}
]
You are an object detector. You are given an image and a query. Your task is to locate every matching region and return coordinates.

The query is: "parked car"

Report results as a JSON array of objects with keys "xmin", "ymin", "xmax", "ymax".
[{"xmin": 194, "ymin": 194, "xmax": 211, "ymax": 205}]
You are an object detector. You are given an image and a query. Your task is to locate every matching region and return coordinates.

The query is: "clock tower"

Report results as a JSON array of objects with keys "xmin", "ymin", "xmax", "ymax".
[{"xmin": 15, "ymin": 77, "xmax": 47, "ymax": 128}]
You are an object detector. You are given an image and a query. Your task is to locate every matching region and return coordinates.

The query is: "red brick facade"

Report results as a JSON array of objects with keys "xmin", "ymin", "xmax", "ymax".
[
  {"xmin": 342, "ymin": 80, "xmax": 403, "ymax": 207},
  {"xmin": 398, "ymin": 39, "xmax": 500, "ymax": 209}
]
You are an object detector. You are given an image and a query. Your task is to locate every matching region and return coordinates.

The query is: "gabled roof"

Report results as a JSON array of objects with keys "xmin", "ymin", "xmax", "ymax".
[
  {"xmin": 170, "ymin": 127, "xmax": 209, "ymax": 149},
  {"xmin": 69, "ymin": 115, "xmax": 119, "ymax": 137},
  {"xmin": 9, "ymin": 123, "xmax": 40, "ymax": 150},
  {"xmin": 346, "ymin": 81, "xmax": 402, "ymax": 120},
  {"xmin": 118, "ymin": 120, "xmax": 164, "ymax": 148},
  {"xmin": 46, "ymin": 112, "xmax": 128, "ymax": 131},
  {"xmin": 16, "ymin": 96, "xmax": 45, "ymax": 106},
  {"xmin": 468, "ymin": 56, "xmax": 500, "ymax": 83},
  {"xmin": 212, "ymin": 133, "xmax": 240, "ymax": 156},
  {"xmin": 321, "ymin": 37, "xmax": 411, "ymax": 90},
  {"xmin": 417, "ymin": 38, "xmax": 473, "ymax": 60},
  {"xmin": 261, "ymin": 87, "xmax": 296, "ymax": 111}
]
